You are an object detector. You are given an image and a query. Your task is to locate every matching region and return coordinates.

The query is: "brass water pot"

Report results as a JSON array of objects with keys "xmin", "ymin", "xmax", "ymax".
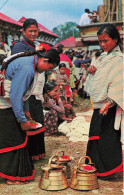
[
  {"xmin": 39, "ymin": 155, "xmax": 68, "ymax": 191},
  {"xmin": 52, "ymin": 151, "xmax": 72, "ymax": 179},
  {"xmin": 70, "ymin": 156, "xmax": 98, "ymax": 191}
]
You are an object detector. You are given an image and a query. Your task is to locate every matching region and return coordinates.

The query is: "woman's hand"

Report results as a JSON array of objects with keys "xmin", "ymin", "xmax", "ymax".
[
  {"xmin": 87, "ymin": 65, "xmax": 97, "ymax": 74},
  {"xmin": 99, "ymin": 102, "xmax": 111, "ymax": 115},
  {"xmin": 24, "ymin": 111, "xmax": 32, "ymax": 120},
  {"xmin": 20, "ymin": 121, "xmax": 31, "ymax": 130}
]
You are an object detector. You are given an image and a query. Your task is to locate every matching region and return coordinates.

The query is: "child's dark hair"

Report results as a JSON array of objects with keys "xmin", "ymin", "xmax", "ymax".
[
  {"xmin": 45, "ymin": 81, "xmax": 57, "ymax": 91},
  {"xmin": 59, "ymin": 63, "xmax": 66, "ymax": 69},
  {"xmin": 23, "ymin": 18, "xmax": 38, "ymax": 31}
]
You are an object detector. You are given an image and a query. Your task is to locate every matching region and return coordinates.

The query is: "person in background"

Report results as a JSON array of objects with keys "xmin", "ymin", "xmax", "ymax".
[
  {"xmin": 56, "ymin": 44, "xmax": 72, "ymax": 79},
  {"xmin": 84, "ymin": 50, "xmax": 92, "ymax": 60},
  {"xmin": 81, "ymin": 60, "xmax": 91, "ymax": 84},
  {"xmin": 11, "ymin": 18, "xmax": 46, "ymax": 161},
  {"xmin": 43, "ymin": 81, "xmax": 65, "ymax": 136},
  {"xmin": 84, "ymin": 51, "xmax": 102, "ymax": 107},
  {"xmin": 0, "ymin": 47, "xmax": 60, "ymax": 184},
  {"xmin": 10, "ymin": 41, "xmax": 17, "ymax": 50},
  {"xmin": 79, "ymin": 8, "xmax": 92, "ymax": 25},
  {"xmin": 69, "ymin": 57, "xmax": 79, "ymax": 106},
  {"xmin": 0, "ymin": 43, "xmax": 7, "ymax": 70},
  {"xmin": 73, "ymin": 54, "xmax": 84, "ymax": 82},
  {"xmin": 91, "ymin": 10, "xmax": 98, "ymax": 23},
  {"xmin": 85, "ymin": 24, "xmax": 123, "ymax": 179},
  {"xmin": 0, "ymin": 42, "xmax": 7, "ymax": 55},
  {"xmin": 2, "ymin": 42, "xmax": 11, "ymax": 57},
  {"xmin": 56, "ymin": 63, "xmax": 72, "ymax": 103}
]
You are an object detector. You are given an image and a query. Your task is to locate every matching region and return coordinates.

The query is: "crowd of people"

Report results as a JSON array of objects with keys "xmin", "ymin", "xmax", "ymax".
[{"xmin": 0, "ymin": 17, "xmax": 123, "ymax": 185}]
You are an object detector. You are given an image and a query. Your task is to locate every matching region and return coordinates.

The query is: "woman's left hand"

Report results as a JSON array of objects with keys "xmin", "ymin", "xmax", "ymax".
[
  {"xmin": 20, "ymin": 121, "xmax": 31, "ymax": 130},
  {"xmin": 99, "ymin": 102, "xmax": 111, "ymax": 115}
]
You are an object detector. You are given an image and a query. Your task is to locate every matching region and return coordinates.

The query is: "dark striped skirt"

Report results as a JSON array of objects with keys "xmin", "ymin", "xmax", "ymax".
[
  {"xmin": 28, "ymin": 95, "xmax": 46, "ymax": 159},
  {"xmin": 0, "ymin": 108, "xmax": 34, "ymax": 181},
  {"xmin": 86, "ymin": 106, "xmax": 123, "ymax": 177}
]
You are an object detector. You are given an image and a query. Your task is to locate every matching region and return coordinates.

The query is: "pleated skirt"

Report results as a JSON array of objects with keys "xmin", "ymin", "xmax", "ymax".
[
  {"xmin": 0, "ymin": 108, "xmax": 34, "ymax": 181},
  {"xmin": 86, "ymin": 106, "xmax": 123, "ymax": 177}
]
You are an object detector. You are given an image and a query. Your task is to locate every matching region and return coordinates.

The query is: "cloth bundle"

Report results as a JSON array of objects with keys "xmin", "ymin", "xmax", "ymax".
[{"xmin": 58, "ymin": 113, "xmax": 92, "ymax": 142}]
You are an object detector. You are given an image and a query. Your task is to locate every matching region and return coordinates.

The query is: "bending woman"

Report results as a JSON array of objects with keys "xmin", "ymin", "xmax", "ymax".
[
  {"xmin": 85, "ymin": 24, "xmax": 123, "ymax": 178},
  {"xmin": 0, "ymin": 47, "xmax": 60, "ymax": 184}
]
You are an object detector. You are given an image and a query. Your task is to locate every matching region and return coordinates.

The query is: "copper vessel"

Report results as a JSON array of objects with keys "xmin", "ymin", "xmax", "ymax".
[
  {"xmin": 70, "ymin": 156, "xmax": 98, "ymax": 191},
  {"xmin": 39, "ymin": 155, "xmax": 68, "ymax": 191},
  {"xmin": 52, "ymin": 151, "xmax": 72, "ymax": 179}
]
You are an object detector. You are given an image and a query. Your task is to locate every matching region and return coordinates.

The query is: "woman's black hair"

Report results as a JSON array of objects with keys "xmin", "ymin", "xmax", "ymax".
[
  {"xmin": 45, "ymin": 81, "xmax": 57, "ymax": 91},
  {"xmin": 1, "ymin": 48, "xmax": 60, "ymax": 71},
  {"xmin": 59, "ymin": 63, "xmax": 66, "ymax": 69},
  {"xmin": 40, "ymin": 48, "xmax": 60, "ymax": 66},
  {"xmin": 23, "ymin": 18, "xmax": 38, "ymax": 31},
  {"xmin": 97, "ymin": 24, "xmax": 122, "ymax": 51},
  {"xmin": 1, "ymin": 50, "xmax": 37, "ymax": 71}
]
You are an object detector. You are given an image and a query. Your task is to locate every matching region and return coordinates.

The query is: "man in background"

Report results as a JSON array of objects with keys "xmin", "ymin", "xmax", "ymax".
[{"xmin": 79, "ymin": 9, "xmax": 92, "ymax": 25}]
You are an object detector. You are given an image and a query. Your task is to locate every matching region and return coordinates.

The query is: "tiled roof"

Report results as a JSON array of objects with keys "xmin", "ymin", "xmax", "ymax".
[
  {"xmin": 38, "ymin": 23, "xmax": 58, "ymax": 37},
  {"xmin": 0, "ymin": 12, "xmax": 22, "ymax": 26},
  {"xmin": 54, "ymin": 36, "xmax": 76, "ymax": 48}
]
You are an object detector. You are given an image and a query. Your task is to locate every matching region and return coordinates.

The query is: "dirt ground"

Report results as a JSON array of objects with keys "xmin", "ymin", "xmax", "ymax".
[{"xmin": 0, "ymin": 97, "xmax": 123, "ymax": 195}]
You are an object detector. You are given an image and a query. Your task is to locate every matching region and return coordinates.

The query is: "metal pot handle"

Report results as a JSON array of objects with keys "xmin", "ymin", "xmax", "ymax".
[
  {"xmin": 44, "ymin": 169, "xmax": 49, "ymax": 179},
  {"xmin": 41, "ymin": 166, "xmax": 51, "ymax": 179},
  {"xmin": 78, "ymin": 156, "xmax": 91, "ymax": 167},
  {"xmin": 57, "ymin": 151, "xmax": 64, "ymax": 157},
  {"xmin": 48, "ymin": 155, "xmax": 59, "ymax": 168}
]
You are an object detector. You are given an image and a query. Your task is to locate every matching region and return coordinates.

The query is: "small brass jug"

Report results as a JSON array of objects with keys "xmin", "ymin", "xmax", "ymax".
[
  {"xmin": 70, "ymin": 156, "xmax": 98, "ymax": 191},
  {"xmin": 52, "ymin": 151, "xmax": 72, "ymax": 179},
  {"xmin": 39, "ymin": 155, "xmax": 68, "ymax": 191}
]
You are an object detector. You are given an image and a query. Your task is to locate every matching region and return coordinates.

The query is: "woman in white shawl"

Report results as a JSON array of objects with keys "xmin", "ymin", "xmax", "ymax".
[{"xmin": 85, "ymin": 24, "xmax": 123, "ymax": 179}]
